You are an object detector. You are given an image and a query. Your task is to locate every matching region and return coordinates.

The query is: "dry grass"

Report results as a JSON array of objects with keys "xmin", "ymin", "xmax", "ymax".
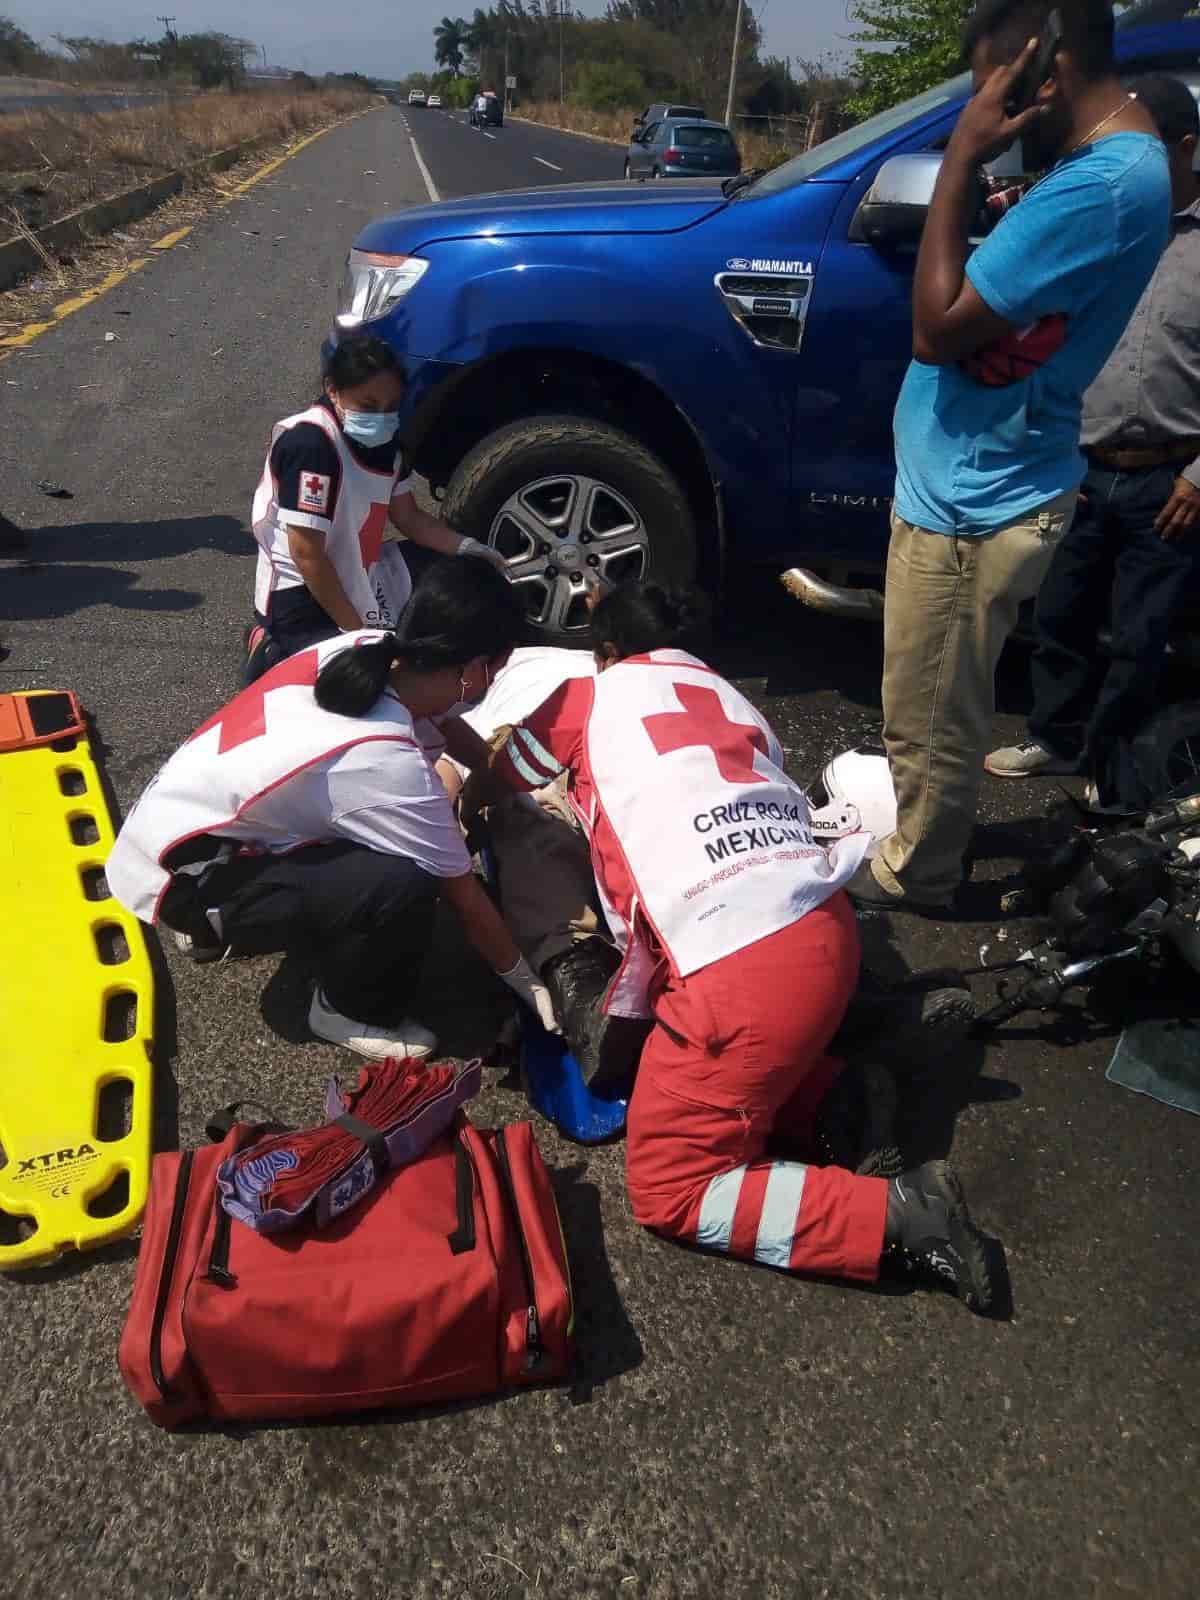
[
  {"xmin": 0, "ymin": 88, "xmax": 373, "ymax": 234},
  {"xmin": 515, "ymin": 99, "xmax": 796, "ymax": 173}
]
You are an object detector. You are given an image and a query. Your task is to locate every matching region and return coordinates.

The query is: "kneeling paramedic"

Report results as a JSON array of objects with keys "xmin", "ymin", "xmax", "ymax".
[
  {"xmin": 107, "ymin": 559, "xmax": 558, "ymax": 1060},
  {"xmin": 247, "ymin": 333, "xmax": 500, "ymax": 680},
  {"xmin": 489, "ymin": 582, "xmax": 998, "ymax": 1312}
]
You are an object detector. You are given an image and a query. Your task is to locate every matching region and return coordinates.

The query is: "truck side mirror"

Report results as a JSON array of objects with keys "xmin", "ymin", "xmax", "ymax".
[{"xmin": 849, "ymin": 153, "xmax": 948, "ymax": 249}]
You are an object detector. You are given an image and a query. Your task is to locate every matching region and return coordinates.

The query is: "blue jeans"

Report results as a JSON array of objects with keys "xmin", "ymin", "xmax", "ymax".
[{"xmin": 1029, "ymin": 463, "xmax": 1197, "ymax": 809}]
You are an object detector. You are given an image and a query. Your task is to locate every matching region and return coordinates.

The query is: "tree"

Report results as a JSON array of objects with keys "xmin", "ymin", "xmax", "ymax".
[
  {"xmin": 0, "ymin": 15, "xmax": 48, "ymax": 73},
  {"xmin": 847, "ymin": 0, "xmax": 972, "ymax": 119},
  {"xmin": 174, "ymin": 31, "xmax": 253, "ymax": 88},
  {"xmin": 434, "ymin": 16, "xmax": 470, "ymax": 77}
]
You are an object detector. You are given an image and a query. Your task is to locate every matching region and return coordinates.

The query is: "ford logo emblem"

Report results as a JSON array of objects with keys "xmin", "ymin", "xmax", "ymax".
[{"xmin": 726, "ymin": 257, "xmax": 751, "ymax": 271}]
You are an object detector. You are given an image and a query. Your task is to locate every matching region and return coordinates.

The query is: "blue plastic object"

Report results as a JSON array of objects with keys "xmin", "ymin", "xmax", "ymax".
[
  {"xmin": 518, "ymin": 1004, "xmax": 629, "ymax": 1145},
  {"xmin": 480, "ymin": 847, "xmax": 628, "ymax": 1143}
]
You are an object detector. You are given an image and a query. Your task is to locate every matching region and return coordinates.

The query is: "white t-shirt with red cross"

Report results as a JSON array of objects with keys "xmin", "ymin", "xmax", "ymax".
[
  {"xmin": 250, "ymin": 400, "xmax": 415, "ymax": 630},
  {"xmin": 493, "ymin": 649, "xmax": 869, "ymax": 1015},
  {"xmin": 106, "ymin": 631, "xmax": 468, "ymax": 925}
]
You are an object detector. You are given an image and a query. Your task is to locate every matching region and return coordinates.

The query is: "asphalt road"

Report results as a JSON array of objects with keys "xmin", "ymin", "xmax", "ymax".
[
  {"xmin": 1, "ymin": 104, "xmax": 1198, "ymax": 1600},
  {"xmin": 402, "ymin": 101, "xmax": 625, "ymax": 192}
]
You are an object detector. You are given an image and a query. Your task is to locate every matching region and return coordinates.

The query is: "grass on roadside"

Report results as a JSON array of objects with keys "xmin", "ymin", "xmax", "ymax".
[
  {"xmin": 0, "ymin": 88, "xmax": 373, "ymax": 236},
  {"xmin": 514, "ymin": 99, "xmax": 796, "ymax": 174}
]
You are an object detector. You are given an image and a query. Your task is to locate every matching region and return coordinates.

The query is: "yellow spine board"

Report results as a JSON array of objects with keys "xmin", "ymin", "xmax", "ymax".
[{"xmin": 0, "ymin": 698, "xmax": 154, "ymax": 1268}]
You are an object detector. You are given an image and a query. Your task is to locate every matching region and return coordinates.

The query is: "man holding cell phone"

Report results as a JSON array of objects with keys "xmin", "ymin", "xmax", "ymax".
[{"xmin": 849, "ymin": 0, "xmax": 1170, "ymax": 915}]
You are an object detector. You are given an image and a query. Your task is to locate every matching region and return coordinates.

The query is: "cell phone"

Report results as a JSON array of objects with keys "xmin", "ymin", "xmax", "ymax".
[{"xmin": 1005, "ymin": 8, "xmax": 1064, "ymax": 118}]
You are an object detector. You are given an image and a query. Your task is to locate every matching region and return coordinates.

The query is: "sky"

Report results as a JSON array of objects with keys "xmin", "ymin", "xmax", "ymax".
[{"xmin": 5, "ymin": 1, "xmax": 858, "ymax": 81}]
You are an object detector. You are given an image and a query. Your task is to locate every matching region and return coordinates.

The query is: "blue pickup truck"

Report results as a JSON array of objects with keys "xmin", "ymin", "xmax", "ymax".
[{"xmin": 334, "ymin": 3, "xmax": 1200, "ymax": 643}]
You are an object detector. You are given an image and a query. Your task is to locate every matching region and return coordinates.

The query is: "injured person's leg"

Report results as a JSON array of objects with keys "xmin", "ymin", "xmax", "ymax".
[{"xmin": 485, "ymin": 787, "xmax": 648, "ymax": 1086}]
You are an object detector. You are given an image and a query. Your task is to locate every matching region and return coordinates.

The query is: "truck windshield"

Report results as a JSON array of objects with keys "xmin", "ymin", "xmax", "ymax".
[{"xmin": 746, "ymin": 72, "xmax": 969, "ymax": 198}]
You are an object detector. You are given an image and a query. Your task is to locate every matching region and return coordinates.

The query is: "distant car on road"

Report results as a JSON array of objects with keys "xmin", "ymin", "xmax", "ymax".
[
  {"xmin": 407, "ymin": 90, "xmax": 427, "ymax": 106},
  {"xmin": 631, "ymin": 102, "xmax": 706, "ymax": 139},
  {"xmin": 625, "ymin": 119, "xmax": 741, "ymax": 181},
  {"xmin": 427, "ymin": 94, "xmax": 443, "ymax": 108}
]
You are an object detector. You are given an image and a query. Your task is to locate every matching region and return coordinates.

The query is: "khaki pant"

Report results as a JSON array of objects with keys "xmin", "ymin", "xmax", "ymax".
[
  {"xmin": 873, "ymin": 492, "xmax": 1077, "ymax": 902},
  {"xmin": 486, "ymin": 783, "xmax": 601, "ymax": 972}
]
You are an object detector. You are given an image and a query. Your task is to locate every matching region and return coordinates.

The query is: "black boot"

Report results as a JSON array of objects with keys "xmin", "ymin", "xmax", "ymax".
[
  {"xmin": 882, "ymin": 1161, "xmax": 996, "ymax": 1314},
  {"xmin": 541, "ymin": 940, "xmax": 647, "ymax": 1088},
  {"xmin": 834, "ymin": 973, "xmax": 977, "ymax": 1077}
]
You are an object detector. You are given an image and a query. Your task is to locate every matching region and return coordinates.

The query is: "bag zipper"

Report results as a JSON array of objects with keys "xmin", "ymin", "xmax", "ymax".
[
  {"xmin": 205, "ymin": 1201, "xmax": 236, "ymax": 1287},
  {"xmin": 149, "ymin": 1150, "xmax": 194, "ymax": 1398},
  {"xmin": 493, "ymin": 1127, "xmax": 546, "ymax": 1374}
]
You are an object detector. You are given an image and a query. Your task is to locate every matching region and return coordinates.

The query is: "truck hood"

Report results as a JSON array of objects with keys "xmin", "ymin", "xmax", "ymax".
[{"xmin": 356, "ymin": 180, "xmax": 729, "ymax": 250}]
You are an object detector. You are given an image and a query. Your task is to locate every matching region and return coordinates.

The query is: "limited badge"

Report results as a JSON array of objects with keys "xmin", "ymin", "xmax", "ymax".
[{"xmin": 298, "ymin": 471, "xmax": 331, "ymax": 514}]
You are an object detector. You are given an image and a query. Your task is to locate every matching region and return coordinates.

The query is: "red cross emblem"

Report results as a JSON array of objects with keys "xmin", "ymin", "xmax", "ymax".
[
  {"xmin": 358, "ymin": 502, "xmax": 389, "ymax": 571},
  {"xmin": 642, "ymin": 683, "xmax": 769, "ymax": 786},
  {"xmin": 189, "ymin": 648, "xmax": 320, "ymax": 755},
  {"xmin": 303, "ymin": 474, "xmax": 324, "ymax": 497}
]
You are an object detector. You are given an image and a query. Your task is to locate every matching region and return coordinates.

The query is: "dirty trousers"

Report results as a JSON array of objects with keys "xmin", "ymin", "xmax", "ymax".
[
  {"xmin": 486, "ymin": 787, "xmax": 601, "ymax": 972},
  {"xmin": 875, "ymin": 494, "xmax": 1076, "ymax": 901},
  {"xmin": 625, "ymin": 894, "xmax": 888, "ymax": 1282}
]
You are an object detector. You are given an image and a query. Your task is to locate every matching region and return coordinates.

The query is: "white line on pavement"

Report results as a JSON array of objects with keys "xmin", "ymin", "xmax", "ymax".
[
  {"xmin": 533, "ymin": 157, "xmax": 563, "ymax": 171},
  {"xmin": 408, "ymin": 132, "xmax": 440, "ymax": 203},
  {"xmin": 483, "ymin": 130, "xmax": 497, "ymax": 139}
]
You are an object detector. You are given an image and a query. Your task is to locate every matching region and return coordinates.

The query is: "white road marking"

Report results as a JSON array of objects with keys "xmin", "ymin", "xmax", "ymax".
[
  {"xmin": 483, "ymin": 131, "xmax": 497, "ymax": 139},
  {"xmin": 408, "ymin": 132, "xmax": 440, "ymax": 203},
  {"xmin": 533, "ymin": 157, "xmax": 563, "ymax": 171}
]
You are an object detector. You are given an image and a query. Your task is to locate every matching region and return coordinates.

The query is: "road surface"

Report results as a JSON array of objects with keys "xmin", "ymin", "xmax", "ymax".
[{"xmin": 0, "ymin": 104, "xmax": 1197, "ymax": 1600}]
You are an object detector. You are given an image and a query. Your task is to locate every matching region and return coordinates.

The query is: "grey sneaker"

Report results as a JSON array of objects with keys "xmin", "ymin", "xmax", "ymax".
[{"xmin": 985, "ymin": 739, "xmax": 1076, "ymax": 778}]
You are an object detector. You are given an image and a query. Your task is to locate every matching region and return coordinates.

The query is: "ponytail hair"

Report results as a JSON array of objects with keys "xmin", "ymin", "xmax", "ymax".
[
  {"xmin": 589, "ymin": 581, "xmax": 710, "ymax": 661},
  {"xmin": 313, "ymin": 556, "xmax": 524, "ymax": 718},
  {"xmin": 314, "ymin": 633, "xmax": 401, "ymax": 718}
]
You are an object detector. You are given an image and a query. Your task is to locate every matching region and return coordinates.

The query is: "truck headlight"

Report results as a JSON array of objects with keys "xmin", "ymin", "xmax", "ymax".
[{"xmin": 335, "ymin": 251, "xmax": 429, "ymax": 329}]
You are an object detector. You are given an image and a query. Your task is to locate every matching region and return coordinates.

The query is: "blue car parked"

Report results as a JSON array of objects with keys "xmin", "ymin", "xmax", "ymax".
[{"xmin": 333, "ymin": 3, "xmax": 1200, "ymax": 643}]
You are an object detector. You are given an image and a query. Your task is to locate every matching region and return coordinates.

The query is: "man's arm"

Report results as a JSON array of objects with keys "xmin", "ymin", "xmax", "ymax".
[
  {"xmin": 285, "ymin": 525, "xmax": 361, "ymax": 630},
  {"xmin": 439, "ymin": 715, "xmax": 493, "ymax": 773},
  {"xmin": 912, "ymin": 40, "xmax": 1047, "ymax": 365},
  {"xmin": 1156, "ymin": 465, "xmax": 1200, "ymax": 541}
]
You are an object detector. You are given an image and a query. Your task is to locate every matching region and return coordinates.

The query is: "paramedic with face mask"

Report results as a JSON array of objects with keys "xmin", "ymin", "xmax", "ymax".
[
  {"xmin": 246, "ymin": 333, "xmax": 501, "ymax": 680},
  {"xmin": 107, "ymin": 560, "xmax": 557, "ymax": 1061},
  {"xmin": 490, "ymin": 582, "xmax": 1000, "ymax": 1313}
]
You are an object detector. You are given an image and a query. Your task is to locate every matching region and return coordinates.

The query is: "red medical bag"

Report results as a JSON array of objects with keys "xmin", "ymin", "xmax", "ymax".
[{"xmin": 119, "ymin": 1115, "xmax": 572, "ymax": 1427}]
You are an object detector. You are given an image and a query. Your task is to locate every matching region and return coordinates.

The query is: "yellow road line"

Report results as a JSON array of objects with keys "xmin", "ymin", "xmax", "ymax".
[
  {"xmin": 151, "ymin": 226, "xmax": 192, "ymax": 250},
  {"xmin": 0, "ymin": 109, "xmax": 372, "ymax": 360}
]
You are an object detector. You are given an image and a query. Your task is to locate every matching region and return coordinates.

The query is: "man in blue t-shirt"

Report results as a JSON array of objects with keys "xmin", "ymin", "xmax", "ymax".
[{"xmin": 848, "ymin": 0, "xmax": 1169, "ymax": 914}]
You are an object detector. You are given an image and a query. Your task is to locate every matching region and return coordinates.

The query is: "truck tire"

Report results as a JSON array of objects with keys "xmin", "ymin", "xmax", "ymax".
[{"xmin": 442, "ymin": 415, "xmax": 698, "ymax": 645}]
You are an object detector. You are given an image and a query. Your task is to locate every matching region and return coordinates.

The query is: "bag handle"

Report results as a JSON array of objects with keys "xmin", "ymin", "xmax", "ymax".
[
  {"xmin": 447, "ymin": 1135, "xmax": 477, "ymax": 1256},
  {"xmin": 205, "ymin": 1101, "xmax": 287, "ymax": 1143}
]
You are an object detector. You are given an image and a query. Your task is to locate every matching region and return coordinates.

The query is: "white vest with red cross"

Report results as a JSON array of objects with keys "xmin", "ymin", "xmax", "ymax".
[
  {"xmin": 106, "ymin": 632, "xmax": 425, "ymax": 923},
  {"xmin": 583, "ymin": 652, "xmax": 869, "ymax": 1014},
  {"xmin": 251, "ymin": 405, "xmax": 411, "ymax": 629}
]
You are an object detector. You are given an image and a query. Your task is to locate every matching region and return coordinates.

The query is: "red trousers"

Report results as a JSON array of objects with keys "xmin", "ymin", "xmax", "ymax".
[{"xmin": 625, "ymin": 893, "xmax": 888, "ymax": 1283}]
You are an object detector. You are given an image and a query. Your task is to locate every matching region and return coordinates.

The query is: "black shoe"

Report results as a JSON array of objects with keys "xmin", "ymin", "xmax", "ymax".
[
  {"xmin": 845, "ymin": 861, "xmax": 951, "ymax": 918},
  {"xmin": 814, "ymin": 1061, "xmax": 904, "ymax": 1178},
  {"xmin": 882, "ymin": 1161, "xmax": 996, "ymax": 1314},
  {"xmin": 541, "ymin": 940, "xmax": 646, "ymax": 1088},
  {"xmin": 835, "ymin": 976, "xmax": 976, "ymax": 1076}
]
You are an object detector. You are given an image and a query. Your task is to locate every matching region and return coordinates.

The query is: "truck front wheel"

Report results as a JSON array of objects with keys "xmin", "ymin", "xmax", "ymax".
[{"xmin": 441, "ymin": 415, "xmax": 699, "ymax": 644}]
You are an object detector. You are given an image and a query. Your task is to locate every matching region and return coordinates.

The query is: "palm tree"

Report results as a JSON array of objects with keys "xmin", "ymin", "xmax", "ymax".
[{"xmin": 434, "ymin": 15, "xmax": 469, "ymax": 77}]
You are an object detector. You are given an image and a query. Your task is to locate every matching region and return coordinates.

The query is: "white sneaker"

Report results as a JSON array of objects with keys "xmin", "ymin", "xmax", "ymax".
[
  {"xmin": 307, "ymin": 989, "xmax": 437, "ymax": 1061},
  {"xmin": 984, "ymin": 739, "xmax": 1076, "ymax": 778}
]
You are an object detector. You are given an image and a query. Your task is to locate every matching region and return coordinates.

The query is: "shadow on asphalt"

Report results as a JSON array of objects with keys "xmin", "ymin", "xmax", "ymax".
[{"xmin": 2, "ymin": 515, "xmax": 245, "ymax": 622}]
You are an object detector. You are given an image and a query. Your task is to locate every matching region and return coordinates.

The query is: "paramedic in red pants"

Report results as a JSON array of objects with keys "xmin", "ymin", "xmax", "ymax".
[{"xmin": 491, "ymin": 583, "xmax": 998, "ymax": 1312}]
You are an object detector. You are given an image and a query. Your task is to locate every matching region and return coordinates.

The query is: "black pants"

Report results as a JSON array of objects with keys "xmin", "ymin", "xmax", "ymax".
[
  {"xmin": 245, "ymin": 589, "xmax": 339, "ymax": 685},
  {"xmin": 180, "ymin": 842, "xmax": 439, "ymax": 1026},
  {"xmin": 1028, "ymin": 463, "xmax": 1197, "ymax": 809}
]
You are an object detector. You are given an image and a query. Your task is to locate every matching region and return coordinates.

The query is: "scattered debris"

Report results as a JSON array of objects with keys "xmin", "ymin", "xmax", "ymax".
[
  {"xmin": 112, "ymin": 230, "xmax": 134, "ymax": 242},
  {"xmin": 210, "ymin": 347, "xmax": 224, "ymax": 357},
  {"xmin": 36, "ymin": 480, "xmax": 72, "ymax": 499},
  {"xmin": 104, "ymin": 331, "xmax": 118, "ymax": 342}
]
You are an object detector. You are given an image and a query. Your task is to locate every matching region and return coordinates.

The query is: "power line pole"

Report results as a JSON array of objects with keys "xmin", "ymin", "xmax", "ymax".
[
  {"xmin": 723, "ymin": 0, "xmax": 746, "ymax": 128},
  {"xmin": 558, "ymin": 1, "xmax": 565, "ymax": 104}
]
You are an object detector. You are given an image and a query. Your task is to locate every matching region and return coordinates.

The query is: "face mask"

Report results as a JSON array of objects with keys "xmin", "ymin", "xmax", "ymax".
[
  {"xmin": 339, "ymin": 408, "xmax": 399, "ymax": 449},
  {"xmin": 444, "ymin": 663, "xmax": 490, "ymax": 720}
]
